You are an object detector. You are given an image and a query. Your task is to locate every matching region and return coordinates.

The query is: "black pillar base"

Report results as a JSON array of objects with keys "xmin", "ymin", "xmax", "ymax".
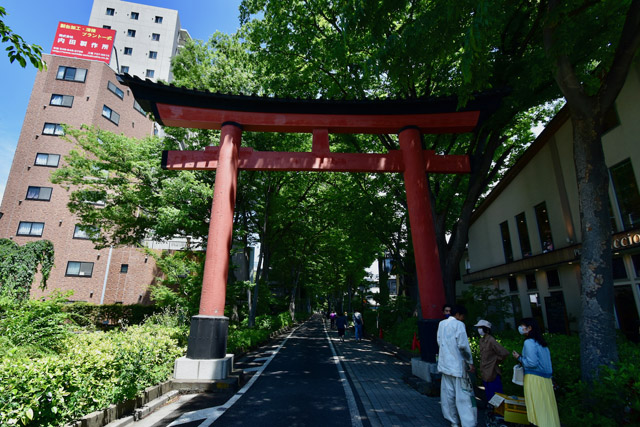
[
  {"xmin": 417, "ymin": 319, "xmax": 440, "ymax": 363},
  {"xmin": 186, "ymin": 315, "xmax": 229, "ymax": 359}
]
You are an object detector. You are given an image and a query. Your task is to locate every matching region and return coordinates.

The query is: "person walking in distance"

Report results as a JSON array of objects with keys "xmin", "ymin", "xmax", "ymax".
[
  {"xmin": 329, "ymin": 310, "xmax": 337, "ymax": 329},
  {"xmin": 437, "ymin": 305, "xmax": 477, "ymax": 427},
  {"xmin": 353, "ymin": 310, "xmax": 363, "ymax": 341},
  {"xmin": 336, "ymin": 311, "xmax": 348, "ymax": 341}
]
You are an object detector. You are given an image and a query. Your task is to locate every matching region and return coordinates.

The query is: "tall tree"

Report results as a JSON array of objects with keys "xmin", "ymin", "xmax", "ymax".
[
  {"xmin": 541, "ymin": 0, "xmax": 640, "ymax": 381},
  {"xmin": 238, "ymin": 0, "xmax": 562, "ymax": 304}
]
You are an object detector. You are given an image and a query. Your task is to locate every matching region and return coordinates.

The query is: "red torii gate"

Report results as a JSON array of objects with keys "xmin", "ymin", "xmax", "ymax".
[{"xmin": 120, "ymin": 75, "xmax": 496, "ymax": 366}]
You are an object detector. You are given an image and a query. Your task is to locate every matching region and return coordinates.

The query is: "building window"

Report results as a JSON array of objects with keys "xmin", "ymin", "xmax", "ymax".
[
  {"xmin": 50, "ymin": 94, "xmax": 74, "ymax": 107},
  {"xmin": 106, "ymin": 8, "xmax": 115, "ymax": 16},
  {"xmin": 124, "ymin": 47, "xmax": 133, "ymax": 55},
  {"xmin": 102, "ymin": 105, "xmax": 120, "ymax": 125},
  {"xmin": 155, "ymin": 16, "xmax": 163, "ymax": 23},
  {"xmin": 17, "ymin": 221, "xmax": 44, "ymax": 237},
  {"xmin": 613, "ymin": 257, "xmax": 628, "ymax": 280},
  {"xmin": 56, "ymin": 66, "xmax": 87, "ymax": 82},
  {"xmin": 133, "ymin": 100, "xmax": 146, "ymax": 115},
  {"xmin": 120, "ymin": 264, "xmax": 129, "ymax": 273},
  {"xmin": 151, "ymin": 33, "xmax": 160, "ymax": 41},
  {"xmin": 103, "ymin": 25, "xmax": 111, "ymax": 29},
  {"xmin": 632, "ymin": 253, "xmax": 640, "ymax": 278},
  {"xmin": 43, "ymin": 123, "xmax": 64, "ymax": 136},
  {"xmin": 508, "ymin": 276, "xmax": 518, "ymax": 293},
  {"xmin": 127, "ymin": 29, "xmax": 136, "ymax": 37},
  {"xmin": 149, "ymin": 50, "xmax": 157, "ymax": 59},
  {"xmin": 66, "ymin": 261, "xmax": 94, "ymax": 277},
  {"xmin": 121, "ymin": 65, "xmax": 129, "ymax": 73},
  {"xmin": 107, "ymin": 81, "xmax": 124, "ymax": 99},
  {"xmin": 73, "ymin": 224, "xmax": 98, "ymax": 239},
  {"xmin": 546, "ymin": 270, "xmax": 561, "ymax": 288},
  {"xmin": 610, "ymin": 159, "xmax": 640, "ymax": 231},
  {"xmin": 516, "ymin": 212, "xmax": 532, "ymax": 257},
  {"xmin": 500, "ymin": 221, "xmax": 514, "ymax": 263},
  {"xmin": 535, "ymin": 202, "xmax": 554, "ymax": 253},
  {"xmin": 526, "ymin": 273, "xmax": 537, "ymax": 290},
  {"xmin": 145, "ymin": 69, "xmax": 155, "ymax": 78},
  {"xmin": 130, "ymin": 12, "xmax": 139, "ymax": 20},
  {"xmin": 26, "ymin": 186, "xmax": 52, "ymax": 201},
  {"xmin": 35, "ymin": 153, "xmax": 60, "ymax": 167}
]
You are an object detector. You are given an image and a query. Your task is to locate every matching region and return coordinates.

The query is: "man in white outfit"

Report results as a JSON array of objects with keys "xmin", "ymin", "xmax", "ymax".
[{"xmin": 437, "ymin": 305, "xmax": 477, "ymax": 427}]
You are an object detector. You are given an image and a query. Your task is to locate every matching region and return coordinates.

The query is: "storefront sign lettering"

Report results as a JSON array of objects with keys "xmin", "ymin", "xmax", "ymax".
[{"xmin": 612, "ymin": 232, "xmax": 640, "ymax": 249}]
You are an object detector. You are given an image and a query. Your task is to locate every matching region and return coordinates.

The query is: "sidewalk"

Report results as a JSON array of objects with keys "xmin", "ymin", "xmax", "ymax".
[{"xmin": 328, "ymin": 326, "xmax": 450, "ymax": 427}]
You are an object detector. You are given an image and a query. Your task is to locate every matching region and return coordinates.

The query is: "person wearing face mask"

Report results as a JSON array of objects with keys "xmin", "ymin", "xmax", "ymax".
[
  {"xmin": 474, "ymin": 319, "xmax": 509, "ymax": 403},
  {"xmin": 442, "ymin": 304, "xmax": 452, "ymax": 319},
  {"xmin": 512, "ymin": 317, "xmax": 560, "ymax": 427}
]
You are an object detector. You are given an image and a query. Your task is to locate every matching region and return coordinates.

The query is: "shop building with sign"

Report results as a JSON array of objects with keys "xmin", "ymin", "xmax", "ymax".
[{"xmin": 463, "ymin": 65, "xmax": 640, "ymax": 342}]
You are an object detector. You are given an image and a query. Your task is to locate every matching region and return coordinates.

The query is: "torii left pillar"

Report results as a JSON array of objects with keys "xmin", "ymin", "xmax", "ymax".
[{"xmin": 174, "ymin": 123, "xmax": 241, "ymax": 381}]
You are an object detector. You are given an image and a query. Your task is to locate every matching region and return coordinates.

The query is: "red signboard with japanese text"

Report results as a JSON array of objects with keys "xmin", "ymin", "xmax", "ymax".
[{"xmin": 51, "ymin": 22, "xmax": 116, "ymax": 64}]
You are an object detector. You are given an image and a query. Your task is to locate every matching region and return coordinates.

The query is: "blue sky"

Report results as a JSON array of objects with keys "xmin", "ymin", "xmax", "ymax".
[{"xmin": 0, "ymin": 0, "xmax": 243, "ymax": 203}]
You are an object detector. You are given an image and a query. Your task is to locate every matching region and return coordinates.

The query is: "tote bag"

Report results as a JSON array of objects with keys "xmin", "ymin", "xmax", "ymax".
[{"xmin": 512, "ymin": 364, "xmax": 524, "ymax": 385}]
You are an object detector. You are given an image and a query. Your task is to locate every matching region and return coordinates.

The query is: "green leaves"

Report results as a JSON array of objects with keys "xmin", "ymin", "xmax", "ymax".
[
  {"xmin": 0, "ymin": 317, "xmax": 184, "ymax": 426},
  {"xmin": 0, "ymin": 239, "xmax": 54, "ymax": 301},
  {"xmin": 0, "ymin": 7, "xmax": 46, "ymax": 70}
]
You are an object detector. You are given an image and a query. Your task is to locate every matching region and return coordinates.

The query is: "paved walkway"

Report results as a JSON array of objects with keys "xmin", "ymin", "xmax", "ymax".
[{"xmin": 327, "ymin": 321, "xmax": 449, "ymax": 427}]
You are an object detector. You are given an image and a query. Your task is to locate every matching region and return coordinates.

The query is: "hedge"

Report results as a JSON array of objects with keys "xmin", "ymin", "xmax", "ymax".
[{"xmin": 0, "ymin": 323, "xmax": 184, "ymax": 426}]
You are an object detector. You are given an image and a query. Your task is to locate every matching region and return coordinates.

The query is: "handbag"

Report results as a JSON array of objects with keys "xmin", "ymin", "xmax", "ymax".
[{"xmin": 512, "ymin": 364, "xmax": 524, "ymax": 385}]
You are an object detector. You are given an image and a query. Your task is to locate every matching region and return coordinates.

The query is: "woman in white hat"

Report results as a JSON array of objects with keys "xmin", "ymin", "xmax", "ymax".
[{"xmin": 475, "ymin": 319, "xmax": 509, "ymax": 402}]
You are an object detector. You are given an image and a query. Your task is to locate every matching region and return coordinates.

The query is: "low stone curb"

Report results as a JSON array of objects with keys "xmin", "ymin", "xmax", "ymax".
[{"xmin": 133, "ymin": 390, "xmax": 180, "ymax": 421}]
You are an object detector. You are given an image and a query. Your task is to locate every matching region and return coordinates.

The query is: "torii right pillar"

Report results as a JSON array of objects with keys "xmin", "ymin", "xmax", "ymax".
[{"xmin": 399, "ymin": 127, "xmax": 446, "ymax": 363}]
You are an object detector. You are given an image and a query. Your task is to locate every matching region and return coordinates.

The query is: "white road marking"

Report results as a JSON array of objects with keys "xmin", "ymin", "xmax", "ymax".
[
  {"xmin": 166, "ymin": 326, "xmax": 299, "ymax": 427},
  {"xmin": 324, "ymin": 323, "xmax": 364, "ymax": 427}
]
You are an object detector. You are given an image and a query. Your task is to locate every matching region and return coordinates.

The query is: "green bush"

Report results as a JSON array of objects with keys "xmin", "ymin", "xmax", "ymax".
[
  {"xmin": 227, "ymin": 311, "xmax": 299, "ymax": 353},
  {"xmin": 0, "ymin": 323, "xmax": 184, "ymax": 426},
  {"xmin": 62, "ymin": 302, "xmax": 160, "ymax": 329},
  {"xmin": 384, "ymin": 317, "xmax": 420, "ymax": 353},
  {"xmin": 0, "ymin": 294, "xmax": 83, "ymax": 356}
]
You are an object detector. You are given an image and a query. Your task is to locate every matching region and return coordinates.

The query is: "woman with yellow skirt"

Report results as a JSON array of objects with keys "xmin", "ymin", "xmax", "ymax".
[{"xmin": 512, "ymin": 317, "xmax": 560, "ymax": 427}]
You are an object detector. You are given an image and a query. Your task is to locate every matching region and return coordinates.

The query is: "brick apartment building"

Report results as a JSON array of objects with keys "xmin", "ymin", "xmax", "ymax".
[
  {"xmin": 0, "ymin": 54, "xmax": 158, "ymax": 303},
  {"xmin": 0, "ymin": 0, "xmax": 189, "ymax": 304}
]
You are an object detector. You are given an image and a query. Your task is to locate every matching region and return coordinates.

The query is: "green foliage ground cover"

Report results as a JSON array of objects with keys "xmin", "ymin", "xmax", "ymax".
[
  {"xmin": 0, "ymin": 323, "xmax": 184, "ymax": 426},
  {"xmin": 373, "ymin": 309, "xmax": 640, "ymax": 426},
  {"xmin": 0, "ymin": 295, "xmax": 304, "ymax": 426}
]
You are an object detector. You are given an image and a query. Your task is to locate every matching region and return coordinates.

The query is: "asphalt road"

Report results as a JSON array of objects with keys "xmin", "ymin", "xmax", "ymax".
[
  {"xmin": 137, "ymin": 316, "xmax": 360, "ymax": 427},
  {"xmin": 212, "ymin": 318, "xmax": 354, "ymax": 426}
]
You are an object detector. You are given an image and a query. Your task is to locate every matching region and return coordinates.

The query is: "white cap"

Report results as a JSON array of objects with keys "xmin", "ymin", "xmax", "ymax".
[{"xmin": 474, "ymin": 319, "xmax": 492, "ymax": 329}]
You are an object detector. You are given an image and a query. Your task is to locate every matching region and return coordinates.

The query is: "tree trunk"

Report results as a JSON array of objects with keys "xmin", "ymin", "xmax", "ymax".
[
  {"xmin": 572, "ymin": 114, "xmax": 618, "ymax": 380},
  {"xmin": 289, "ymin": 267, "xmax": 300, "ymax": 321},
  {"xmin": 541, "ymin": 0, "xmax": 640, "ymax": 380},
  {"xmin": 377, "ymin": 257, "xmax": 389, "ymax": 306}
]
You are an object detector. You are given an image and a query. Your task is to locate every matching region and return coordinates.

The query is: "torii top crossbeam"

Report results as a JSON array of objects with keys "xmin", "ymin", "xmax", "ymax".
[
  {"xmin": 119, "ymin": 75, "xmax": 499, "ymax": 176},
  {"xmin": 118, "ymin": 74, "xmax": 499, "ymax": 362}
]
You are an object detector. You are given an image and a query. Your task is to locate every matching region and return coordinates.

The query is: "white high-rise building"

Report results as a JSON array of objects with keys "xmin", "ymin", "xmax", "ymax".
[{"xmin": 89, "ymin": 0, "xmax": 190, "ymax": 82}]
